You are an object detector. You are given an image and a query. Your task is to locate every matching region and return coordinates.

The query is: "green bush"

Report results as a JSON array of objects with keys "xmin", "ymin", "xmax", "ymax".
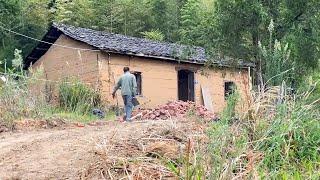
[{"xmin": 58, "ymin": 79, "xmax": 101, "ymax": 115}]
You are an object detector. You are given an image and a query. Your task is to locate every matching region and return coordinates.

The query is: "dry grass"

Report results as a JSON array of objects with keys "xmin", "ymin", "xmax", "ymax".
[
  {"xmin": 0, "ymin": 72, "xmax": 49, "ymax": 129},
  {"xmin": 80, "ymin": 118, "xmax": 210, "ymax": 179}
]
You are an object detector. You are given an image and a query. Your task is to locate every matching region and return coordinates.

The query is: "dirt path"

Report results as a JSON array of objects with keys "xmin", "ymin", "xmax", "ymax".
[{"xmin": 0, "ymin": 121, "xmax": 175, "ymax": 180}]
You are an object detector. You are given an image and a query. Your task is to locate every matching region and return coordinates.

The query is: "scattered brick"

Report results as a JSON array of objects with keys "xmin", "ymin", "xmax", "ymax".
[{"xmin": 132, "ymin": 100, "xmax": 217, "ymax": 121}]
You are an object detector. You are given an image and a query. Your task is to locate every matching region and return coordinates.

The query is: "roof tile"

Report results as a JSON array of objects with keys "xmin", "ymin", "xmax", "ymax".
[{"xmin": 53, "ymin": 23, "xmax": 207, "ymax": 63}]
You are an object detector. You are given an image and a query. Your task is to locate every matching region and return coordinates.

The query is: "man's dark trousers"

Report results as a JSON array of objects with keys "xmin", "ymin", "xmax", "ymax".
[{"xmin": 122, "ymin": 95, "xmax": 133, "ymax": 121}]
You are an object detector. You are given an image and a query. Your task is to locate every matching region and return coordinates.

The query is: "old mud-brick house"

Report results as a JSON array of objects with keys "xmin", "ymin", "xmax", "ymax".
[{"xmin": 25, "ymin": 23, "xmax": 254, "ymax": 113}]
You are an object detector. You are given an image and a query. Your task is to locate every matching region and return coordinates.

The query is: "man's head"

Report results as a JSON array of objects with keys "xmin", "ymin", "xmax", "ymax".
[{"xmin": 123, "ymin": 67, "xmax": 130, "ymax": 73}]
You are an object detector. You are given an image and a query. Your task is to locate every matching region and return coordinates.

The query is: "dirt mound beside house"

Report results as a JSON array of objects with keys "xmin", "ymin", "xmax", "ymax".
[{"xmin": 0, "ymin": 118, "xmax": 210, "ymax": 179}]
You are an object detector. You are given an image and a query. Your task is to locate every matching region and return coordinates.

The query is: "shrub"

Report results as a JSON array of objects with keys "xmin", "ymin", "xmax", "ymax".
[{"xmin": 58, "ymin": 79, "xmax": 101, "ymax": 115}]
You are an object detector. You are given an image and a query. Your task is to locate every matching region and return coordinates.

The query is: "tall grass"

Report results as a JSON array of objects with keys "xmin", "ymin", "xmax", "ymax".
[
  {"xmin": 58, "ymin": 79, "xmax": 101, "ymax": 115},
  {"xmin": 166, "ymin": 139, "xmax": 208, "ymax": 179},
  {"xmin": 0, "ymin": 50, "xmax": 50, "ymax": 129},
  {"xmin": 208, "ymin": 83, "xmax": 320, "ymax": 179}
]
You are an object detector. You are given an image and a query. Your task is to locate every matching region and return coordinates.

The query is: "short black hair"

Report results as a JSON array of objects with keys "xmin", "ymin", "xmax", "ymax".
[{"xmin": 123, "ymin": 67, "xmax": 130, "ymax": 72}]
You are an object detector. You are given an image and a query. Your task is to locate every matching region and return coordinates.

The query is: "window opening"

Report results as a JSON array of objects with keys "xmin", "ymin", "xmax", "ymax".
[
  {"xmin": 224, "ymin": 81, "xmax": 236, "ymax": 100},
  {"xmin": 133, "ymin": 72, "xmax": 142, "ymax": 95}
]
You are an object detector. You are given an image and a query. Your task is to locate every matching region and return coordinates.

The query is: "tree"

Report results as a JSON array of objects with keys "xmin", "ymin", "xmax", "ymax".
[
  {"xmin": 213, "ymin": 0, "xmax": 320, "ymax": 85},
  {"xmin": 90, "ymin": 0, "xmax": 153, "ymax": 37},
  {"xmin": 0, "ymin": 0, "xmax": 49, "ymax": 70},
  {"xmin": 147, "ymin": 0, "xmax": 181, "ymax": 42},
  {"xmin": 178, "ymin": 0, "xmax": 202, "ymax": 45},
  {"xmin": 53, "ymin": 0, "xmax": 95, "ymax": 28}
]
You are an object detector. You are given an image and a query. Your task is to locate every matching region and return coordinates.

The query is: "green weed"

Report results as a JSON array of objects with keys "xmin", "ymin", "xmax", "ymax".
[
  {"xmin": 58, "ymin": 78, "xmax": 101, "ymax": 115},
  {"xmin": 166, "ymin": 139, "xmax": 207, "ymax": 180}
]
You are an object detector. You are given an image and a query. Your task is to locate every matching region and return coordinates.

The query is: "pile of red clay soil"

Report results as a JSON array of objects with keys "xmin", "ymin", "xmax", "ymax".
[{"xmin": 132, "ymin": 100, "xmax": 217, "ymax": 121}]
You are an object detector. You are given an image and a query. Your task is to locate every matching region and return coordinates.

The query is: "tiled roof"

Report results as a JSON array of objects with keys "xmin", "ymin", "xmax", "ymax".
[
  {"xmin": 54, "ymin": 23, "xmax": 207, "ymax": 63},
  {"xmin": 25, "ymin": 23, "xmax": 255, "ymax": 68}
]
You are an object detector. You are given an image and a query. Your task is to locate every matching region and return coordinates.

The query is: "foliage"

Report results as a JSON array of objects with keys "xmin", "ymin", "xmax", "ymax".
[
  {"xmin": 178, "ymin": 0, "xmax": 201, "ymax": 45},
  {"xmin": 1, "ymin": 0, "xmax": 319, "ymax": 87},
  {"xmin": 259, "ymin": 20, "xmax": 294, "ymax": 86},
  {"xmin": 0, "ymin": 50, "xmax": 49, "ymax": 128},
  {"xmin": 46, "ymin": 110, "xmax": 116, "ymax": 124},
  {"xmin": 166, "ymin": 139, "xmax": 206, "ymax": 179},
  {"xmin": 52, "ymin": 0, "xmax": 96, "ymax": 28},
  {"xmin": 213, "ymin": 0, "xmax": 320, "ymax": 84},
  {"xmin": 256, "ymin": 98, "xmax": 320, "ymax": 178},
  {"xmin": 59, "ymin": 79, "xmax": 101, "ymax": 115},
  {"xmin": 221, "ymin": 90, "xmax": 240, "ymax": 122},
  {"xmin": 141, "ymin": 29, "xmax": 164, "ymax": 42},
  {"xmin": 0, "ymin": 0, "xmax": 49, "ymax": 69},
  {"xmin": 11, "ymin": 49, "xmax": 23, "ymax": 72},
  {"xmin": 208, "ymin": 84, "xmax": 320, "ymax": 179}
]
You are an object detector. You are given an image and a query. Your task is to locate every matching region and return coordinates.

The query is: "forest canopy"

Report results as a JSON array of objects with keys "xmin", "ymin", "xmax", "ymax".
[{"xmin": 0, "ymin": 0, "xmax": 319, "ymax": 85}]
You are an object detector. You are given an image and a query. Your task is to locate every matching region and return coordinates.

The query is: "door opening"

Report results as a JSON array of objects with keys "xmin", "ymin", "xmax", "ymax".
[{"xmin": 178, "ymin": 69, "xmax": 195, "ymax": 102}]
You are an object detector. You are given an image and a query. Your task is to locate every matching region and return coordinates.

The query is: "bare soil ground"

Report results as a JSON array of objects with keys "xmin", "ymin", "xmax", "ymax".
[{"xmin": 0, "ymin": 119, "xmax": 208, "ymax": 180}]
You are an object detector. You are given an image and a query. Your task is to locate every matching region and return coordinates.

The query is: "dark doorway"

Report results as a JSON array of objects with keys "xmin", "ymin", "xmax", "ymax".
[{"xmin": 178, "ymin": 70, "xmax": 195, "ymax": 102}]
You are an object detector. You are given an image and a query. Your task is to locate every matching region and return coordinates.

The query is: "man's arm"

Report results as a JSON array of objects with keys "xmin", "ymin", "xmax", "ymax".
[{"xmin": 112, "ymin": 78, "xmax": 122, "ymax": 97}]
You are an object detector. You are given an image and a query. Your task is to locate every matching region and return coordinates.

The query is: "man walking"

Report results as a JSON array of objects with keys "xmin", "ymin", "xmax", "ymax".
[{"xmin": 112, "ymin": 67, "xmax": 137, "ymax": 122}]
